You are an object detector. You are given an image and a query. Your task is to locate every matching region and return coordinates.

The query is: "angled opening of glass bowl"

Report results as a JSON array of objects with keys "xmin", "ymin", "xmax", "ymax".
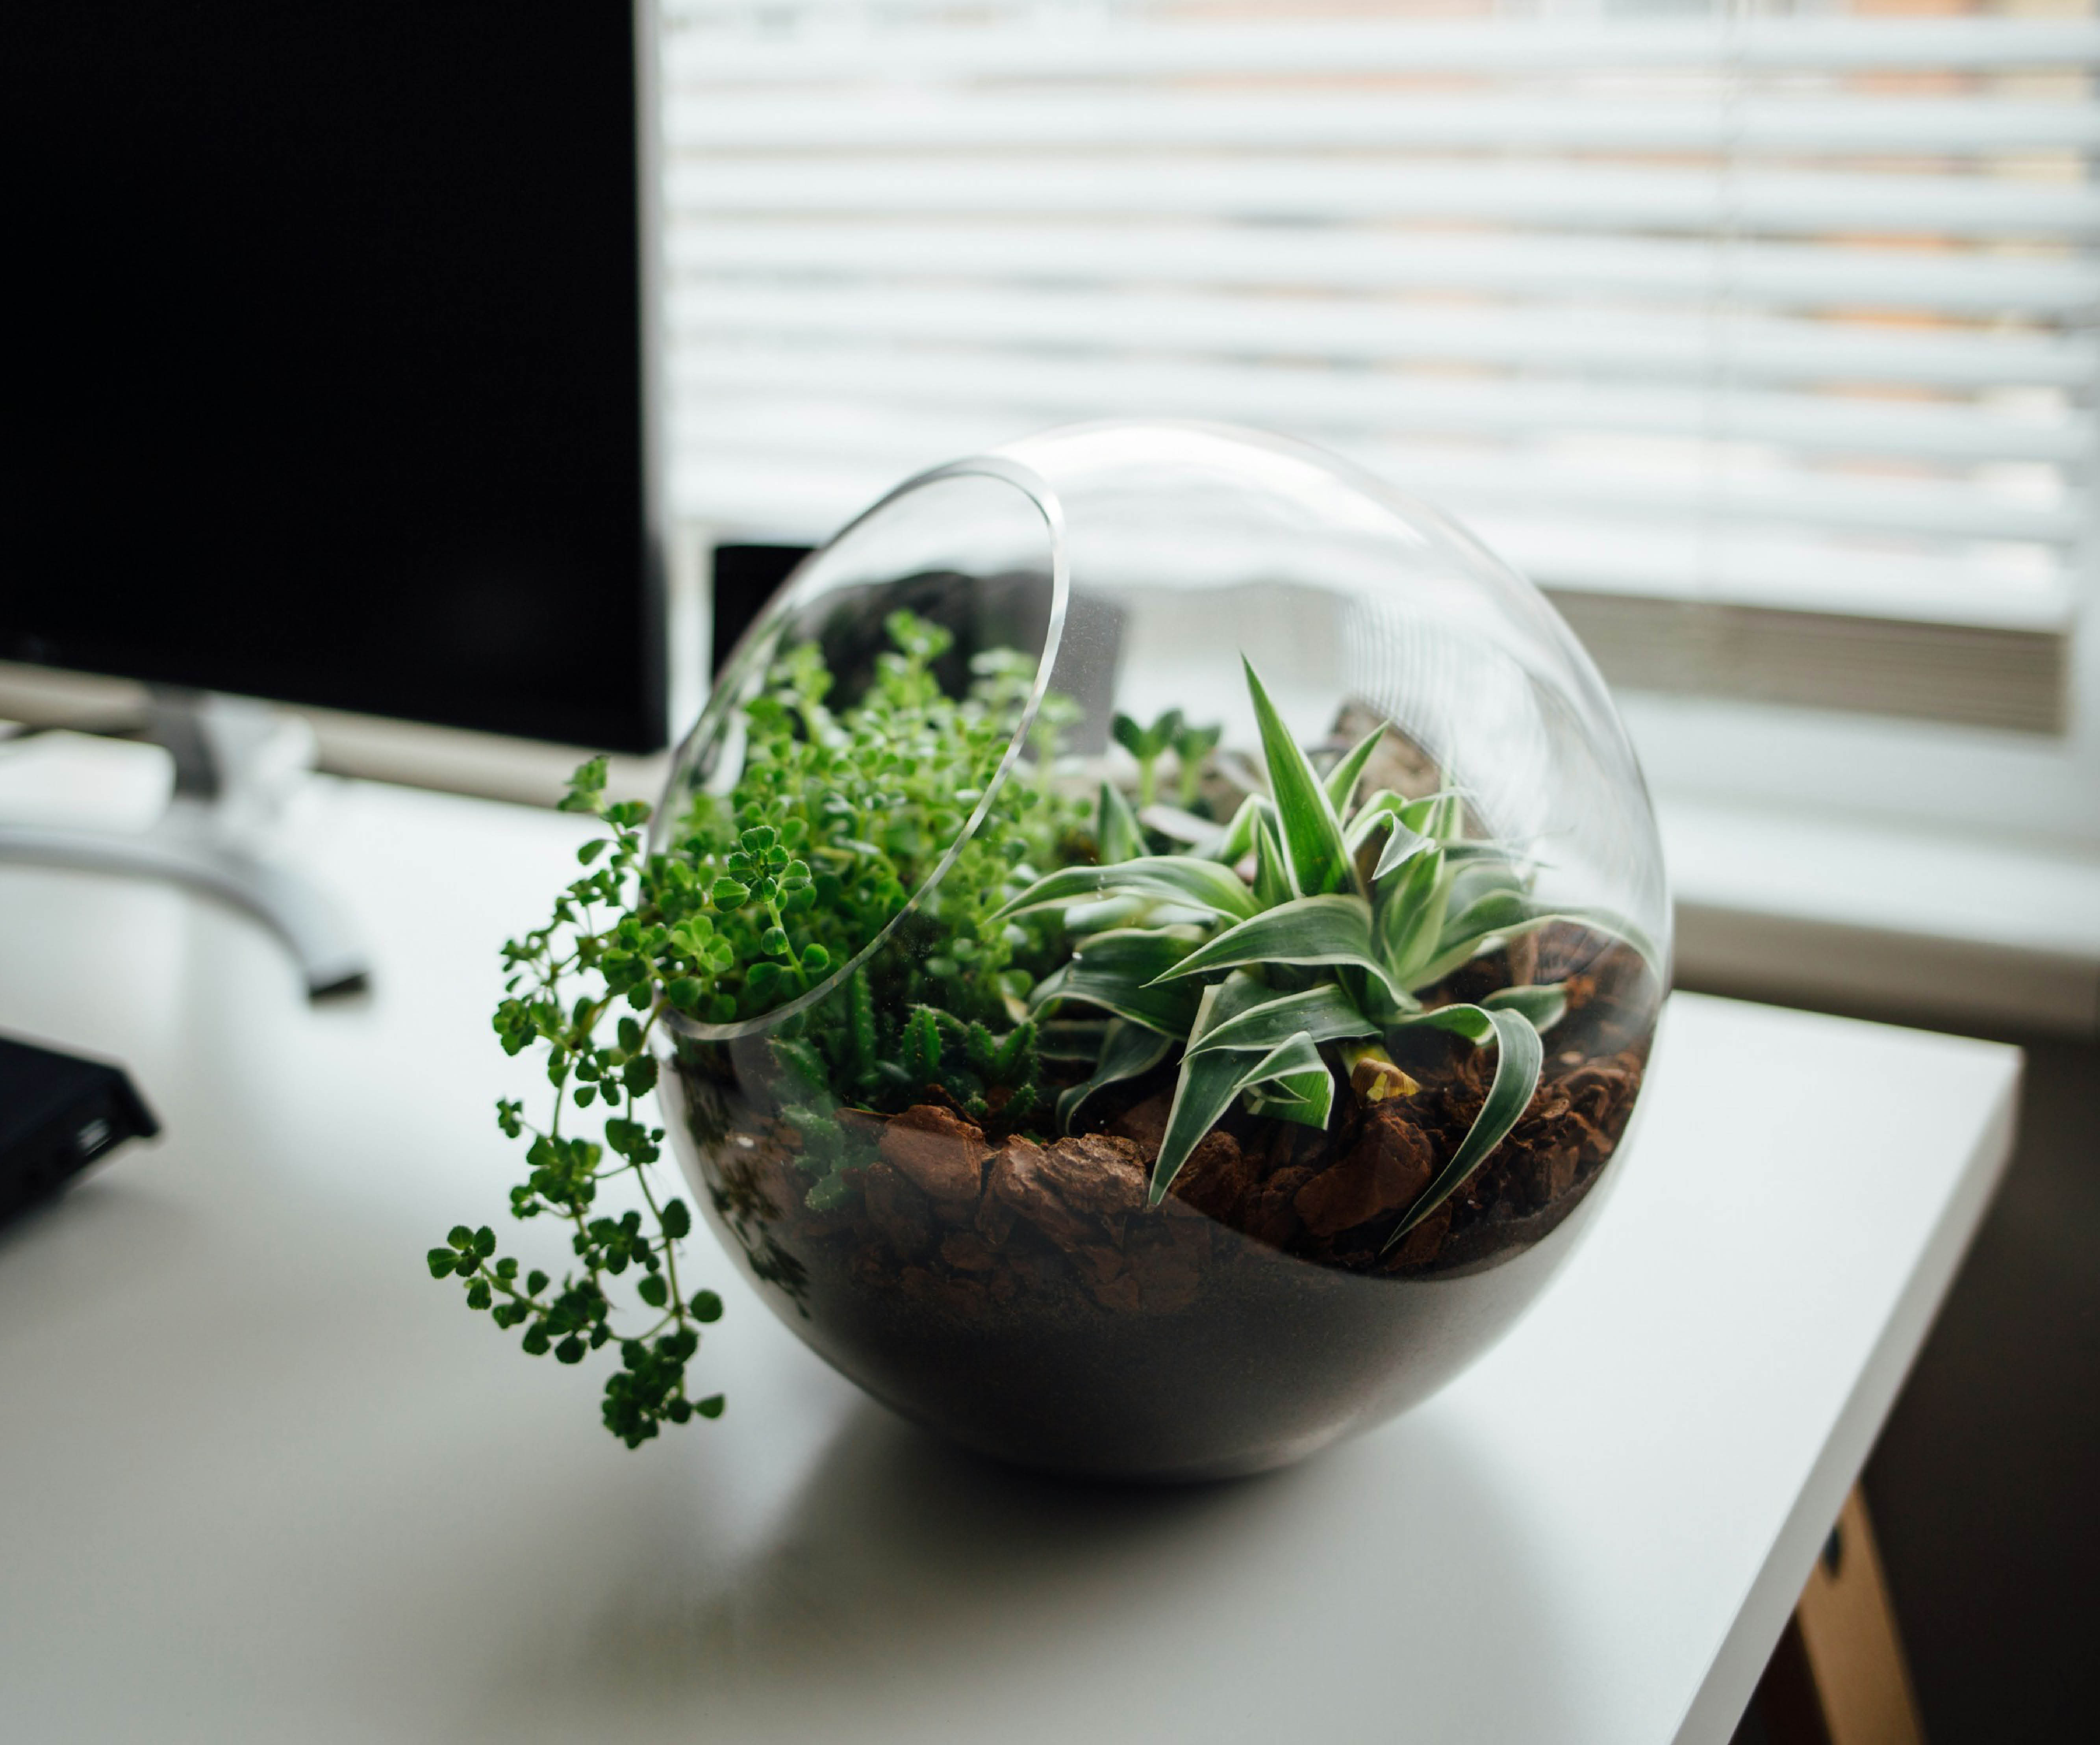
[
  {"xmin": 650, "ymin": 459, "xmax": 1069, "ymax": 1044},
  {"xmin": 441, "ymin": 415, "xmax": 1685, "ymax": 1484},
  {"xmin": 645, "ymin": 419, "xmax": 1675, "ymax": 1482}
]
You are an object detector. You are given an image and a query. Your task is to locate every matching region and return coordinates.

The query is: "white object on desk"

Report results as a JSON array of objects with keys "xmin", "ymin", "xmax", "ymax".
[{"xmin": 0, "ymin": 777, "xmax": 2017, "ymax": 1745}]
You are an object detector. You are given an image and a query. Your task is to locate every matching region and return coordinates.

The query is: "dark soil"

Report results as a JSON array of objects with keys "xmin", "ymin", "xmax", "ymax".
[{"xmin": 700, "ymin": 925, "xmax": 1656, "ymax": 1320}]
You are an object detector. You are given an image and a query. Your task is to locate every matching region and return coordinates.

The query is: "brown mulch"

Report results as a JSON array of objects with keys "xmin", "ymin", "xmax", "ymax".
[{"xmin": 710, "ymin": 926, "xmax": 1655, "ymax": 1318}]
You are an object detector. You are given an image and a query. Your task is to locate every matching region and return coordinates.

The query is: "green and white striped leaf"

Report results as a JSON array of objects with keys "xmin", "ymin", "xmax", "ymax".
[
  {"xmin": 1387, "ymin": 1001, "xmax": 1496, "ymax": 1047},
  {"xmin": 995, "ymin": 854, "xmax": 1259, "ymax": 924},
  {"xmin": 1146, "ymin": 971, "xmax": 1264, "ymax": 1188},
  {"xmin": 1243, "ymin": 1059, "xmax": 1335, "ymax": 1131},
  {"xmin": 1152, "ymin": 978, "xmax": 1330, "ymax": 1200},
  {"xmin": 1342, "ymin": 790, "xmax": 1436, "ymax": 882},
  {"xmin": 1252, "ymin": 810, "xmax": 1294, "ymax": 910},
  {"xmin": 1243, "ymin": 657, "xmax": 1353, "ymax": 898},
  {"xmin": 1096, "ymin": 779, "xmax": 1145, "ymax": 865},
  {"xmin": 1192, "ymin": 967, "xmax": 1273, "ymax": 1042},
  {"xmin": 1372, "ymin": 815, "xmax": 1436, "ymax": 882},
  {"xmin": 1187, "ymin": 982, "xmax": 1377, "ymax": 1058},
  {"xmin": 1412, "ymin": 898, "xmax": 1665, "ymax": 990},
  {"xmin": 1323, "ymin": 725, "xmax": 1385, "ymax": 816},
  {"xmin": 1444, "ymin": 841, "xmax": 1539, "ymax": 868},
  {"xmin": 1481, "ymin": 981, "xmax": 1570, "ymax": 1033},
  {"xmin": 1344, "ymin": 962, "xmax": 1422, "ymax": 1025},
  {"xmin": 1210, "ymin": 793, "xmax": 1266, "ymax": 866},
  {"xmin": 1033, "ymin": 927, "xmax": 1204, "ymax": 1036},
  {"xmin": 1376, "ymin": 846, "xmax": 1452, "ymax": 986},
  {"xmin": 1344, "ymin": 789, "xmax": 1404, "ymax": 849},
  {"xmin": 1060, "ymin": 894, "xmax": 1155, "ymax": 936},
  {"xmin": 1151, "ymin": 894, "xmax": 1409, "ymax": 1007},
  {"xmin": 1400, "ymin": 789, "xmax": 1466, "ymax": 842},
  {"xmin": 1436, "ymin": 886, "xmax": 1530, "ymax": 956},
  {"xmin": 1543, "ymin": 905, "xmax": 1666, "ymax": 981},
  {"xmin": 1446, "ymin": 857, "xmax": 1529, "ymax": 914},
  {"xmin": 1056, "ymin": 1018, "xmax": 1177, "ymax": 1133},
  {"xmin": 1383, "ymin": 1005, "xmax": 1545, "ymax": 1248}
]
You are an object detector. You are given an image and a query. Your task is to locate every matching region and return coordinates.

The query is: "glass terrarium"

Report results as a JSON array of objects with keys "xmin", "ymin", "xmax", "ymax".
[{"xmin": 654, "ymin": 421, "xmax": 1668, "ymax": 1481}]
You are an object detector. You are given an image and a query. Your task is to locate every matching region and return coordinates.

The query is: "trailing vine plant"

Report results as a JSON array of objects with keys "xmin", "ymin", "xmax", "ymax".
[{"xmin": 431, "ymin": 612, "xmax": 1084, "ymax": 1446}]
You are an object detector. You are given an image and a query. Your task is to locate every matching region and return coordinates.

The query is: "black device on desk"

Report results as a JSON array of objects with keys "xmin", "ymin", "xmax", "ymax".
[{"xmin": 0, "ymin": 1035, "xmax": 159, "ymax": 1229}]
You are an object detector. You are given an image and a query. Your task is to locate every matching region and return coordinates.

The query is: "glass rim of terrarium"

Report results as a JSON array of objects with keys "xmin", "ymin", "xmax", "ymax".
[{"xmin": 650, "ymin": 451, "xmax": 1071, "ymax": 1044}]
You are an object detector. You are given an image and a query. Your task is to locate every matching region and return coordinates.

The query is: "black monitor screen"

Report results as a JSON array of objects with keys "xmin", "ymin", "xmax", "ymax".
[{"xmin": 2, "ymin": 4, "xmax": 663, "ymax": 751}]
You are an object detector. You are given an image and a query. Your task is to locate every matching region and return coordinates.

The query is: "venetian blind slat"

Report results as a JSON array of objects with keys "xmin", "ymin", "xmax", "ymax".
[{"xmin": 658, "ymin": 0, "xmax": 2096, "ymax": 667}]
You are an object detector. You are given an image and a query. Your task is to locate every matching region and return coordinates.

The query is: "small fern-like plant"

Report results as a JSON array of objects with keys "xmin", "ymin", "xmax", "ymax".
[{"xmin": 432, "ymin": 612, "xmax": 1084, "ymax": 1445}]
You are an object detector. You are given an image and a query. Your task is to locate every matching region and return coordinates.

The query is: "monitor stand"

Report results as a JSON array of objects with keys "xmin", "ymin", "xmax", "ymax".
[{"xmin": 0, "ymin": 690, "xmax": 369, "ymax": 999}]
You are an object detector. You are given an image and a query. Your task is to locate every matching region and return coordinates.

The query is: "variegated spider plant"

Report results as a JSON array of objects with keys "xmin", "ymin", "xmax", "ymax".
[{"xmin": 1001, "ymin": 659, "xmax": 1647, "ymax": 1252}]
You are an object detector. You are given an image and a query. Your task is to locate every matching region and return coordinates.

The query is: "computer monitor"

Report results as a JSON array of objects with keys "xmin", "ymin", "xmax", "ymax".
[{"xmin": 2, "ymin": 4, "xmax": 665, "ymax": 753}]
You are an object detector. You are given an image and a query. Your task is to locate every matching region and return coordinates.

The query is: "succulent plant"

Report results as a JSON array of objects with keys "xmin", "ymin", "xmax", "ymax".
[{"xmin": 1004, "ymin": 658, "xmax": 1651, "ymax": 1250}]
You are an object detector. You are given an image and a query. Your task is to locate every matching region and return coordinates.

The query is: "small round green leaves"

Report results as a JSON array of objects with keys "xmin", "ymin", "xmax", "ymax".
[{"xmin": 437, "ymin": 610, "xmax": 1087, "ymax": 1450}]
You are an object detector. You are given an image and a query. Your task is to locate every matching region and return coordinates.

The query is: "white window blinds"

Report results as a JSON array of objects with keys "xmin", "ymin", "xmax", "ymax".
[{"xmin": 657, "ymin": 1, "xmax": 2096, "ymax": 732}]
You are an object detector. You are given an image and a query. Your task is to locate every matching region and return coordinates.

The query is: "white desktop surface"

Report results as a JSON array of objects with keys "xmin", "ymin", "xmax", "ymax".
[{"xmin": 0, "ymin": 776, "xmax": 2018, "ymax": 1745}]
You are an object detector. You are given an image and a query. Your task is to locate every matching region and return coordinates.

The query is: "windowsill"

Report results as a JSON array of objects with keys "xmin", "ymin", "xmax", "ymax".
[
  {"xmin": 1662, "ymin": 796, "xmax": 2100, "ymax": 1037},
  {"xmin": 6, "ymin": 675, "xmax": 2098, "ymax": 1037}
]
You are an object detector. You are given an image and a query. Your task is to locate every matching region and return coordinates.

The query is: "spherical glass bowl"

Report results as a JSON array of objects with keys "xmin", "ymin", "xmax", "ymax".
[{"xmin": 655, "ymin": 421, "xmax": 1668, "ymax": 1481}]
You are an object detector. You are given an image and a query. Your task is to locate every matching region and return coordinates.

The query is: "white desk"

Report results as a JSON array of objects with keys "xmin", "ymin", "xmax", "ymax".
[{"xmin": 0, "ymin": 776, "xmax": 2019, "ymax": 1745}]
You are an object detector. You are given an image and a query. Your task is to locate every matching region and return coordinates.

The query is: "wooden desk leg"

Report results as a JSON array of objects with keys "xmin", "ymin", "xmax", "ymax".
[
  {"xmin": 1742, "ymin": 1484, "xmax": 1927, "ymax": 1745},
  {"xmin": 1794, "ymin": 1485, "xmax": 1926, "ymax": 1745}
]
